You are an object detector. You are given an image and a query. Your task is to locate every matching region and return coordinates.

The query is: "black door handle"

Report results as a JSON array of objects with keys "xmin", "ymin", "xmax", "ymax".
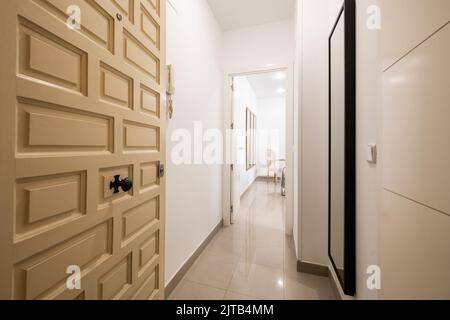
[{"xmin": 110, "ymin": 175, "xmax": 133, "ymax": 194}]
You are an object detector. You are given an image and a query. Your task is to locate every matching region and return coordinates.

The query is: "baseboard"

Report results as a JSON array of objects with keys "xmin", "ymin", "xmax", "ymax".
[
  {"xmin": 240, "ymin": 177, "xmax": 257, "ymax": 199},
  {"xmin": 297, "ymin": 260, "xmax": 329, "ymax": 278},
  {"xmin": 164, "ymin": 221, "xmax": 223, "ymax": 298},
  {"xmin": 328, "ymin": 268, "xmax": 343, "ymax": 300}
]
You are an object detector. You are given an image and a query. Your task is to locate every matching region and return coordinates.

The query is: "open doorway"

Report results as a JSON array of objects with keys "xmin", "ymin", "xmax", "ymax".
[{"xmin": 223, "ymin": 66, "xmax": 295, "ymax": 235}]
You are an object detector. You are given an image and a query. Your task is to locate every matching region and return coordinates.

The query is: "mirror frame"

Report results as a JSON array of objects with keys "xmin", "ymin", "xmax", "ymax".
[{"xmin": 328, "ymin": 0, "xmax": 356, "ymax": 296}]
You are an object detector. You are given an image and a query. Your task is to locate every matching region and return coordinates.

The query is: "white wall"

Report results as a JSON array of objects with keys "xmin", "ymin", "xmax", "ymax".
[
  {"xmin": 296, "ymin": 0, "xmax": 332, "ymax": 267},
  {"xmin": 293, "ymin": 0, "xmax": 302, "ymax": 257},
  {"xmin": 256, "ymin": 97, "xmax": 286, "ymax": 177},
  {"xmin": 296, "ymin": 0, "xmax": 382, "ymax": 299},
  {"xmin": 353, "ymin": 0, "xmax": 381, "ymax": 300},
  {"xmin": 233, "ymin": 76, "xmax": 258, "ymax": 195},
  {"xmin": 223, "ymin": 19, "xmax": 295, "ymax": 71},
  {"xmin": 165, "ymin": 0, "xmax": 224, "ymax": 285}
]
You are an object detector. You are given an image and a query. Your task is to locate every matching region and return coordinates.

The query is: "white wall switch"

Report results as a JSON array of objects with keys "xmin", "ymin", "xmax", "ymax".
[{"xmin": 366, "ymin": 144, "xmax": 377, "ymax": 164}]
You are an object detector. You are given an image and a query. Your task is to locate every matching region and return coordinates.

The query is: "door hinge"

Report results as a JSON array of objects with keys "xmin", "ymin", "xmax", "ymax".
[
  {"xmin": 231, "ymin": 123, "xmax": 234, "ymax": 130},
  {"xmin": 230, "ymin": 205, "xmax": 234, "ymax": 214},
  {"xmin": 231, "ymin": 82, "xmax": 234, "ymax": 91},
  {"xmin": 231, "ymin": 164, "xmax": 234, "ymax": 171},
  {"xmin": 158, "ymin": 163, "xmax": 165, "ymax": 178}
]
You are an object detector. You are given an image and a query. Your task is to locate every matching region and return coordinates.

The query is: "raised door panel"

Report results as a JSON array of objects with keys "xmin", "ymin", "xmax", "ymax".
[{"xmin": 34, "ymin": 0, "xmax": 115, "ymax": 51}]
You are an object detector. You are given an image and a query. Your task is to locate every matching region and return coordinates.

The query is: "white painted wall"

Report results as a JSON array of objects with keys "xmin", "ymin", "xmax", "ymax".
[
  {"xmin": 256, "ymin": 97, "xmax": 286, "ymax": 177},
  {"xmin": 353, "ymin": 0, "xmax": 382, "ymax": 300},
  {"xmin": 233, "ymin": 76, "xmax": 258, "ymax": 195},
  {"xmin": 296, "ymin": 0, "xmax": 382, "ymax": 299},
  {"xmin": 293, "ymin": 0, "xmax": 302, "ymax": 257},
  {"xmin": 165, "ymin": 0, "xmax": 224, "ymax": 285},
  {"xmin": 296, "ymin": 0, "xmax": 333, "ymax": 267},
  {"xmin": 223, "ymin": 19, "xmax": 295, "ymax": 71}
]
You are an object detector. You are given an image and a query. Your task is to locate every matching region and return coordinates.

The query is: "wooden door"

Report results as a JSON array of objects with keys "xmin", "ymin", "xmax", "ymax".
[{"xmin": 0, "ymin": 0, "xmax": 166, "ymax": 300}]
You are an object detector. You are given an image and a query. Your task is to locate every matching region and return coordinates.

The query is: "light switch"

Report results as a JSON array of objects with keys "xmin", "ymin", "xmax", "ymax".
[{"xmin": 366, "ymin": 144, "xmax": 377, "ymax": 164}]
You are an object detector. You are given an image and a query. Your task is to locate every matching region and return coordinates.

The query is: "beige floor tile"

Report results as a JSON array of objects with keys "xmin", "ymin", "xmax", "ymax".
[
  {"xmin": 284, "ymin": 273, "xmax": 335, "ymax": 300},
  {"xmin": 184, "ymin": 252, "xmax": 238, "ymax": 290},
  {"xmin": 169, "ymin": 280, "xmax": 226, "ymax": 300},
  {"xmin": 228, "ymin": 262, "xmax": 285, "ymax": 300},
  {"xmin": 202, "ymin": 232, "xmax": 244, "ymax": 260},
  {"xmin": 224, "ymin": 291, "xmax": 259, "ymax": 300},
  {"xmin": 240, "ymin": 241, "xmax": 284, "ymax": 270}
]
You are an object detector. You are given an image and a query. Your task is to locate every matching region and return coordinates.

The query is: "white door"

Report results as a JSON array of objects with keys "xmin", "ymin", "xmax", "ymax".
[{"xmin": 231, "ymin": 77, "xmax": 241, "ymax": 223}]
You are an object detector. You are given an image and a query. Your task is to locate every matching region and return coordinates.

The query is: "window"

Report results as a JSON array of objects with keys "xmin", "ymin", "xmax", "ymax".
[{"xmin": 246, "ymin": 108, "xmax": 256, "ymax": 170}]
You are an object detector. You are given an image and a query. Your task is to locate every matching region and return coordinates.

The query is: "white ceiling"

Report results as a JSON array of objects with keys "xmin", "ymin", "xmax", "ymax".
[
  {"xmin": 244, "ymin": 71, "xmax": 287, "ymax": 100},
  {"xmin": 207, "ymin": 0, "xmax": 295, "ymax": 31}
]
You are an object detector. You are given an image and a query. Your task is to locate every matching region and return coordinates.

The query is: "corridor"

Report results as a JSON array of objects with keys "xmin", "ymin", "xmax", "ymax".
[{"xmin": 169, "ymin": 180, "xmax": 334, "ymax": 300}]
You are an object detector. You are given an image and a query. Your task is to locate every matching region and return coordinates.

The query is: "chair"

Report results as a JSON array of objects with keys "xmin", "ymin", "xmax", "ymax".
[{"xmin": 266, "ymin": 149, "xmax": 277, "ymax": 182}]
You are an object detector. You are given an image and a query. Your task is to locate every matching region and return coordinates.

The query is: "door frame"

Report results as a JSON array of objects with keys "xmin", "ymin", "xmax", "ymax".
[{"xmin": 222, "ymin": 64, "xmax": 297, "ymax": 236}]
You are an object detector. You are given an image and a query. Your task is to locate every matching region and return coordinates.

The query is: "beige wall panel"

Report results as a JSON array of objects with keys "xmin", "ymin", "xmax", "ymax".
[
  {"xmin": 35, "ymin": 0, "xmax": 114, "ymax": 51},
  {"xmin": 140, "ymin": 162, "xmax": 159, "ymax": 191},
  {"xmin": 123, "ymin": 31, "xmax": 159, "ymax": 82},
  {"xmin": 112, "ymin": 0, "xmax": 134, "ymax": 22},
  {"xmin": 380, "ymin": 191, "xmax": 450, "ymax": 299},
  {"xmin": 98, "ymin": 254, "xmax": 132, "ymax": 300},
  {"xmin": 14, "ymin": 221, "xmax": 112, "ymax": 299},
  {"xmin": 146, "ymin": 0, "xmax": 160, "ymax": 16},
  {"xmin": 380, "ymin": 0, "xmax": 450, "ymax": 70},
  {"xmin": 383, "ymin": 24, "xmax": 450, "ymax": 215},
  {"xmin": 132, "ymin": 268, "xmax": 157, "ymax": 300},
  {"xmin": 140, "ymin": 4, "xmax": 160, "ymax": 48},
  {"xmin": 122, "ymin": 197, "xmax": 159, "ymax": 240},
  {"xmin": 15, "ymin": 171, "xmax": 86, "ymax": 241},
  {"xmin": 139, "ymin": 233, "xmax": 158, "ymax": 272},
  {"xmin": 19, "ymin": 19, "xmax": 87, "ymax": 94},
  {"xmin": 17, "ymin": 99, "xmax": 113, "ymax": 155},
  {"xmin": 140, "ymin": 84, "xmax": 160, "ymax": 117},
  {"xmin": 28, "ymin": 182, "xmax": 78, "ymax": 223},
  {"xmin": 123, "ymin": 121, "xmax": 159, "ymax": 151},
  {"xmin": 100, "ymin": 63, "xmax": 133, "ymax": 109}
]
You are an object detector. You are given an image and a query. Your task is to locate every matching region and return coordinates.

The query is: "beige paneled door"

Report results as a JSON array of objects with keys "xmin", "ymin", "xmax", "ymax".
[{"xmin": 0, "ymin": 0, "xmax": 165, "ymax": 300}]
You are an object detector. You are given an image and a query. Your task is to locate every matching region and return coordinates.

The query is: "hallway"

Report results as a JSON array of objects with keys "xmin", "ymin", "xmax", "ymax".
[{"xmin": 169, "ymin": 180, "xmax": 334, "ymax": 300}]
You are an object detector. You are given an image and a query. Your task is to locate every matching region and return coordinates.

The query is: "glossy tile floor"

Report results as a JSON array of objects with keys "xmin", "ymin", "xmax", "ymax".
[{"xmin": 169, "ymin": 180, "xmax": 335, "ymax": 300}]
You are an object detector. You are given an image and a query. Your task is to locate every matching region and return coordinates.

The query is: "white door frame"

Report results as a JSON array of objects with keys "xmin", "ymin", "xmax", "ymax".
[{"xmin": 222, "ymin": 64, "xmax": 297, "ymax": 236}]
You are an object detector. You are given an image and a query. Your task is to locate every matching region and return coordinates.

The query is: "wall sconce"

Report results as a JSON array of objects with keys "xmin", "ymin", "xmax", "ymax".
[{"xmin": 166, "ymin": 64, "xmax": 175, "ymax": 119}]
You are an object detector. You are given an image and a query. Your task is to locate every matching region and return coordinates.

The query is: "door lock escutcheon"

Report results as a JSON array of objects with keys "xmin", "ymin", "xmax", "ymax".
[
  {"xmin": 159, "ymin": 164, "xmax": 165, "ymax": 178},
  {"xmin": 110, "ymin": 175, "xmax": 133, "ymax": 194}
]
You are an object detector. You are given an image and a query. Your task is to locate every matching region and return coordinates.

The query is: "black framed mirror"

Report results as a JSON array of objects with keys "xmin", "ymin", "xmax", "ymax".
[{"xmin": 328, "ymin": 0, "xmax": 356, "ymax": 296}]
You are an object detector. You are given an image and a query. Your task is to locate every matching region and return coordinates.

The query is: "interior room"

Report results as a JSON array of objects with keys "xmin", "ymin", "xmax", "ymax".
[{"xmin": 232, "ymin": 71, "xmax": 288, "ymax": 217}]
